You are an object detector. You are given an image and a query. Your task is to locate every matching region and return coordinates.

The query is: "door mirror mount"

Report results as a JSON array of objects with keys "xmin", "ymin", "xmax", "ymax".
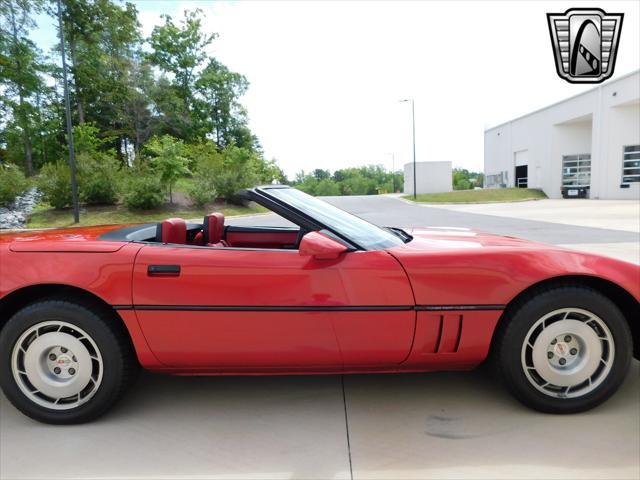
[{"xmin": 299, "ymin": 232, "xmax": 348, "ymax": 260}]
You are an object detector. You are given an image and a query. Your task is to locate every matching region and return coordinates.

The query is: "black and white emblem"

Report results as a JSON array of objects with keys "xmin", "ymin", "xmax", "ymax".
[{"xmin": 547, "ymin": 8, "xmax": 623, "ymax": 84}]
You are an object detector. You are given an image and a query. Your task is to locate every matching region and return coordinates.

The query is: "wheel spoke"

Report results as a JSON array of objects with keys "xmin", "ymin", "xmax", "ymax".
[
  {"xmin": 10, "ymin": 320, "xmax": 103, "ymax": 411},
  {"xmin": 521, "ymin": 307, "xmax": 614, "ymax": 399}
]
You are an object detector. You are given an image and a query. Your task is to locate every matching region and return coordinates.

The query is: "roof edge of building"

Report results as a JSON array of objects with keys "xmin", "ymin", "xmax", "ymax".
[{"xmin": 484, "ymin": 69, "xmax": 640, "ymax": 133}]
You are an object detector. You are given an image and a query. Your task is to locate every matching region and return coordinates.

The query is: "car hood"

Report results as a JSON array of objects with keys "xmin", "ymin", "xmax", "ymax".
[
  {"xmin": 0, "ymin": 224, "xmax": 129, "ymax": 252},
  {"xmin": 402, "ymin": 226, "xmax": 550, "ymax": 251},
  {"xmin": 389, "ymin": 226, "xmax": 640, "ymax": 306}
]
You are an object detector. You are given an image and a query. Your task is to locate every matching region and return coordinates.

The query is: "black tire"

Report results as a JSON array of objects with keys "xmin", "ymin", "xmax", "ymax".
[
  {"xmin": 492, "ymin": 286, "xmax": 632, "ymax": 413},
  {"xmin": 0, "ymin": 300, "xmax": 139, "ymax": 424}
]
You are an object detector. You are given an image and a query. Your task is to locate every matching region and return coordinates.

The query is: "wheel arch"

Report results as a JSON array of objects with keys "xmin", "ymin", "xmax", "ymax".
[
  {"xmin": 498, "ymin": 275, "xmax": 640, "ymax": 359},
  {"xmin": 0, "ymin": 284, "xmax": 137, "ymax": 357}
]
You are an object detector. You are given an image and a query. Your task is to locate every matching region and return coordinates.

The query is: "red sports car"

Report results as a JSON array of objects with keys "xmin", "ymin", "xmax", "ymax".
[{"xmin": 0, "ymin": 186, "xmax": 638, "ymax": 424}]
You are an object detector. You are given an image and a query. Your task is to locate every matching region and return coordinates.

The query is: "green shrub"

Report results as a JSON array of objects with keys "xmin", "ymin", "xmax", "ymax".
[
  {"xmin": 340, "ymin": 175, "xmax": 377, "ymax": 195},
  {"xmin": 124, "ymin": 174, "xmax": 165, "ymax": 210},
  {"xmin": 0, "ymin": 164, "xmax": 29, "ymax": 206},
  {"xmin": 37, "ymin": 162, "xmax": 73, "ymax": 209},
  {"xmin": 186, "ymin": 177, "xmax": 217, "ymax": 207},
  {"xmin": 184, "ymin": 140, "xmax": 222, "ymax": 172},
  {"xmin": 78, "ymin": 153, "xmax": 120, "ymax": 205},
  {"xmin": 214, "ymin": 146, "xmax": 259, "ymax": 203},
  {"xmin": 315, "ymin": 179, "xmax": 340, "ymax": 196},
  {"xmin": 213, "ymin": 169, "xmax": 257, "ymax": 204},
  {"xmin": 186, "ymin": 145, "xmax": 221, "ymax": 207}
]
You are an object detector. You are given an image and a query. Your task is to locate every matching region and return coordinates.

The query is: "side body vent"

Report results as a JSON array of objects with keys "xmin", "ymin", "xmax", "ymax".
[{"xmin": 436, "ymin": 314, "xmax": 463, "ymax": 353}]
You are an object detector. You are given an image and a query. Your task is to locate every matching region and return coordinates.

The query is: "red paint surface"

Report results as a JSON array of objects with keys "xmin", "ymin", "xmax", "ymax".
[
  {"xmin": 132, "ymin": 245, "xmax": 414, "ymax": 368},
  {"xmin": 0, "ymin": 224, "xmax": 638, "ymax": 375}
]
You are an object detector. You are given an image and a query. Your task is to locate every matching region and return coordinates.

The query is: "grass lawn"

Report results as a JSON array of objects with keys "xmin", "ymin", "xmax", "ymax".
[
  {"xmin": 27, "ymin": 202, "xmax": 267, "ymax": 229},
  {"xmin": 404, "ymin": 188, "xmax": 547, "ymax": 204}
]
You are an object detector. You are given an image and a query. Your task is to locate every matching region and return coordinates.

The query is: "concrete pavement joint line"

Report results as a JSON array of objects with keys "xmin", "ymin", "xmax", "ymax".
[{"xmin": 341, "ymin": 375, "xmax": 354, "ymax": 480}]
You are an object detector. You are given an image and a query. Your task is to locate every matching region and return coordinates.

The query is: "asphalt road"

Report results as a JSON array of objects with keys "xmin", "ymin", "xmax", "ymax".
[
  {"xmin": 230, "ymin": 194, "xmax": 639, "ymax": 245},
  {"xmin": 1, "ymin": 195, "xmax": 639, "ymax": 480}
]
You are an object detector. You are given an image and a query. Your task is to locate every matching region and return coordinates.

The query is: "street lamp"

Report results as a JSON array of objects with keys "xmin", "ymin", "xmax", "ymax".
[
  {"xmin": 400, "ymin": 99, "xmax": 416, "ymax": 199},
  {"xmin": 56, "ymin": 0, "xmax": 80, "ymax": 223}
]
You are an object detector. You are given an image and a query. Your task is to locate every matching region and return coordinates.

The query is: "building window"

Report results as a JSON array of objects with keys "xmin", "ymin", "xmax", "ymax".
[
  {"xmin": 622, "ymin": 145, "xmax": 640, "ymax": 184},
  {"xmin": 485, "ymin": 171, "xmax": 508, "ymax": 188},
  {"xmin": 562, "ymin": 154, "xmax": 591, "ymax": 187}
]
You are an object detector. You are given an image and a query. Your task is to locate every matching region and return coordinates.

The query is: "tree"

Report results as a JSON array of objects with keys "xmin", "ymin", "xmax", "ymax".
[
  {"xmin": 57, "ymin": 0, "xmax": 142, "ymax": 160},
  {"xmin": 315, "ymin": 179, "xmax": 340, "ymax": 196},
  {"xmin": 146, "ymin": 135, "xmax": 190, "ymax": 203},
  {"xmin": 148, "ymin": 9, "xmax": 215, "ymax": 140},
  {"xmin": 196, "ymin": 59, "xmax": 248, "ymax": 148},
  {"xmin": 312, "ymin": 169, "xmax": 331, "ymax": 181},
  {"xmin": 57, "ymin": 0, "xmax": 98, "ymax": 125},
  {"xmin": 453, "ymin": 168, "xmax": 482, "ymax": 190},
  {"xmin": 294, "ymin": 164, "xmax": 402, "ymax": 196},
  {"xmin": 1, "ymin": 2, "xmax": 275, "ymax": 207},
  {"xmin": 123, "ymin": 54, "xmax": 154, "ymax": 156},
  {"xmin": 0, "ymin": 0, "xmax": 46, "ymax": 175}
]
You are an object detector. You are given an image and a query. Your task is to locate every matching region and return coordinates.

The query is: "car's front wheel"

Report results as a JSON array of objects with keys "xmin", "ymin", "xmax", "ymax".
[
  {"xmin": 493, "ymin": 286, "xmax": 632, "ymax": 413},
  {"xmin": 0, "ymin": 300, "xmax": 138, "ymax": 424}
]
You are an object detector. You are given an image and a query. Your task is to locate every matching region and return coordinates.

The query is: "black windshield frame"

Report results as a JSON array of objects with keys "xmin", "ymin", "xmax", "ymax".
[{"xmin": 244, "ymin": 186, "xmax": 405, "ymax": 251}]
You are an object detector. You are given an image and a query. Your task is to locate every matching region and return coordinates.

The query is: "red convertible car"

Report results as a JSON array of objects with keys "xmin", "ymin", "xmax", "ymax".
[{"xmin": 0, "ymin": 186, "xmax": 638, "ymax": 424}]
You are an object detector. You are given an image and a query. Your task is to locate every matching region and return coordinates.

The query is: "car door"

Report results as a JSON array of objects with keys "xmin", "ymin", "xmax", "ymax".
[{"xmin": 132, "ymin": 243, "xmax": 415, "ymax": 370}]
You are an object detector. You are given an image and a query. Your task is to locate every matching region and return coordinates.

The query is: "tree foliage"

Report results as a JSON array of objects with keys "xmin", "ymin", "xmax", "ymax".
[
  {"xmin": 0, "ymin": 0, "xmax": 48, "ymax": 175},
  {"xmin": 146, "ymin": 135, "xmax": 190, "ymax": 203},
  {"xmin": 0, "ymin": 1, "xmax": 283, "ymax": 210},
  {"xmin": 453, "ymin": 168, "xmax": 483, "ymax": 190},
  {"xmin": 0, "ymin": 162, "xmax": 28, "ymax": 205},
  {"xmin": 294, "ymin": 165, "xmax": 402, "ymax": 196}
]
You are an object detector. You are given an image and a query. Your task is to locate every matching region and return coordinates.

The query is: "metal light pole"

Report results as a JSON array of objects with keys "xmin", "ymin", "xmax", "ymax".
[
  {"xmin": 400, "ymin": 99, "xmax": 417, "ymax": 199},
  {"xmin": 56, "ymin": 0, "xmax": 80, "ymax": 223}
]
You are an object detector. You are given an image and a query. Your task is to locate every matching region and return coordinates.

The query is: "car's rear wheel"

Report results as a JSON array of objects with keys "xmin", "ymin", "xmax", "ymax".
[
  {"xmin": 493, "ymin": 286, "xmax": 632, "ymax": 413},
  {"xmin": 0, "ymin": 300, "xmax": 138, "ymax": 424}
]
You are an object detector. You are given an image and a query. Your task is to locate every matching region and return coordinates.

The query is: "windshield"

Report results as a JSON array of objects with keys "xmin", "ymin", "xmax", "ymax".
[{"xmin": 263, "ymin": 187, "xmax": 405, "ymax": 250}]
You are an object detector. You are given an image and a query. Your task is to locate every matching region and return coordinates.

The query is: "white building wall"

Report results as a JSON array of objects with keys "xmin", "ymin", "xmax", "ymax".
[
  {"xmin": 404, "ymin": 161, "xmax": 452, "ymax": 195},
  {"xmin": 484, "ymin": 70, "xmax": 640, "ymax": 200}
]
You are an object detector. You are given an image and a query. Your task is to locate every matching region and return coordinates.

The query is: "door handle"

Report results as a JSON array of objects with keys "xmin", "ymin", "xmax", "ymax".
[{"xmin": 148, "ymin": 265, "xmax": 181, "ymax": 276}]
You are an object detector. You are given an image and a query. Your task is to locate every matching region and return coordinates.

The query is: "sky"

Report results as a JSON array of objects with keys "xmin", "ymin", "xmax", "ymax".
[{"xmin": 32, "ymin": 0, "xmax": 640, "ymax": 177}]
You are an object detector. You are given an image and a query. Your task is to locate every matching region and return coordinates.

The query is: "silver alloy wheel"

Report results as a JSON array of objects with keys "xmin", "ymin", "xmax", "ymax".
[
  {"xmin": 521, "ymin": 308, "xmax": 615, "ymax": 398},
  {"xmin": 11, "ymin": 321, "xmax": 103, "ymax": 410}
]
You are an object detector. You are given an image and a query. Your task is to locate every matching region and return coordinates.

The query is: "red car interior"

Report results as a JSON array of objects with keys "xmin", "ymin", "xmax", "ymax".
[
  {"xmin": 155, "ymin": 218, "xmax": 187, "ymax": 244},
  {"xmin": 225, "ymin": 229, "xmax": 299, "ymax": 249},
  {"xmin": 202, "ymin": 212, "xmax": 228, "ymax": 247},
  {"xmin": 182, "ymin": 212, "xmax": 299, "ymax": 249}
]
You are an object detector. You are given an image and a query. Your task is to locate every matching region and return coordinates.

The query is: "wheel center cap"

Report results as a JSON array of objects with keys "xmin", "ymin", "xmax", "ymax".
[
  {"xmin": 554, "ymin": 342, "xmax": 569, "ymax": 357},
  {"xmin": 57, "ymin": 355, "xmax": 72, "ymax": 366}
]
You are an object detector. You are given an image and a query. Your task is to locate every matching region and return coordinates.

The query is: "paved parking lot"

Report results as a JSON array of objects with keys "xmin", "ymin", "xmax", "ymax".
[{"xmin": 1, "ymin": 195, "xmax": 639, "ymax": 479}]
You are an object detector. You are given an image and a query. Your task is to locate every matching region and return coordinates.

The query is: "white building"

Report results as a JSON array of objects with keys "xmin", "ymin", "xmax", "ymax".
[
  {"xmin": 404, "ymin": 161, "xmax": 452, "ymax": 195},
  {"xmin": 484, "ymin": 70, "xmax": 640, "ymax": 199}
]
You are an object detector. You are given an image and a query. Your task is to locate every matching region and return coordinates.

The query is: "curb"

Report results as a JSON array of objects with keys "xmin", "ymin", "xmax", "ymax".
[{"xmin": 394, "ymin": 196, "xmax": 547, "ymax": 206}]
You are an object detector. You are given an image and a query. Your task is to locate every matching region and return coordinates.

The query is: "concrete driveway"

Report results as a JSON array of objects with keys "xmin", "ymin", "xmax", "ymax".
[{"xmin": 1, "ymin": 195, "xmax": 639, "ymax": 480}]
